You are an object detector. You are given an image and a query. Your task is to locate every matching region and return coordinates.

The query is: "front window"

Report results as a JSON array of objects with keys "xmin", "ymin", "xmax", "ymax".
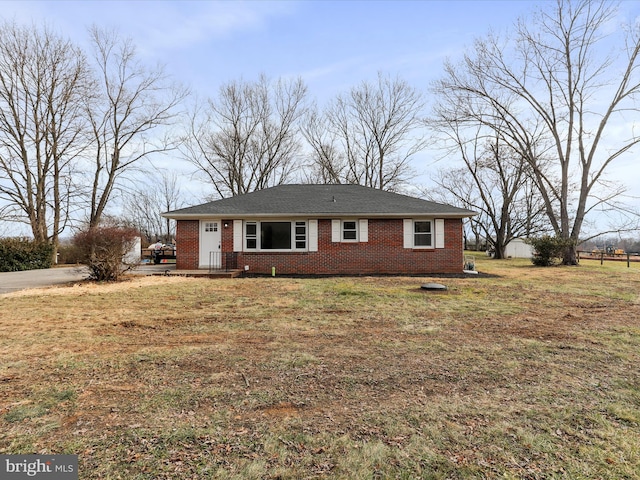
[
  {"xmin": 261, "ymin": 222, "xmax": 291, "ymax": 249},
  {"xmin": 414, "ymin": 221, "xmax": 432, "ymax": 247},
  {"xmin": 244, "ymin": 221, "xmax": 307, "ymax": 251}
]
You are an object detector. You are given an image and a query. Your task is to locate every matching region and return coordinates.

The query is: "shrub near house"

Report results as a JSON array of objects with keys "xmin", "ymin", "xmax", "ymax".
[
  {"xmin": 163, "ymin": 184, "xmax": 476, "ymax": 275},
  {"xmin": 73, "ymin": 226, "xmax": 140, "ymax": 281}
]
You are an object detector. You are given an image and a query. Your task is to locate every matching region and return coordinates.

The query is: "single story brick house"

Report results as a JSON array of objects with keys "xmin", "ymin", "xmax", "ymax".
[{"xmin": 162, "ymin": 184, "xmax": 475, "ymax": 275}]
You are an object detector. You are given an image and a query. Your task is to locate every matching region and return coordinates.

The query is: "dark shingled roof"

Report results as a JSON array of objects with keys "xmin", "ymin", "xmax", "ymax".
[{"xmin": 163, "ymin": 184, "xmax": 476, "ymax": 218}]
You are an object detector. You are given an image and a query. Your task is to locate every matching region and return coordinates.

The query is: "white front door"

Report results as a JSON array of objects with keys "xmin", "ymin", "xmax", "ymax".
[{"xmin": 199, "ymin": 220, "xmax": 222, "ymax": 269}]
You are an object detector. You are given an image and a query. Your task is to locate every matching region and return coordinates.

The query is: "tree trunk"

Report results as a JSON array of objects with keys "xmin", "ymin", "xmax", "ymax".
[
  {"xmin": 562, "ymin": 243, "xmax": 578, "ymax": 266},
  {"xmin": 493, "ymin": 244, "xmax": 507, "ymax": 260}
]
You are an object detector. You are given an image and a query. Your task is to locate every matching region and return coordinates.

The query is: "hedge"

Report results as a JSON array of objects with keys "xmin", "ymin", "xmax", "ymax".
[{"xmin": 0, "ymin": 237, "xmax": 54, "ymax": 272}]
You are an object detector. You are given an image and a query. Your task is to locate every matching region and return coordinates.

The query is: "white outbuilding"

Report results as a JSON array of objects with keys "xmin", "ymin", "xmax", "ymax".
[{"xmin": 504, "ymin": 238, "xmax": 534, "ymax": 259}]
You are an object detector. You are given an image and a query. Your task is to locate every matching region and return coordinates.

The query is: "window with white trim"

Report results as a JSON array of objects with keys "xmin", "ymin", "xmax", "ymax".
[
  {"xmin": 404, "ymin": 219, "xmax": 440, "ymax": 249},
  {"xmin": 204, "ymin": 222, "xmax": 218, "ymax": 232},
  {"xmin": 295, "ymin": 221, "xmax": 307, "ymax": 249},
  {"xmin": 342, "ymin": 220, "xmax": 358, "ymax": 241},
  {"xmin": 413, "ymin": 220, "xmax": 433, "ymax": 248},
  {"xmin": 244, "ymin": 221, "xmax": 308, "ymax": 251},
  {"xmin": 246, "ymin": 222, "xmax": 257, "ymax": 249},
  {"xmin": 414, "ymin": 220, "xmax": 432, "ymax": 247}
]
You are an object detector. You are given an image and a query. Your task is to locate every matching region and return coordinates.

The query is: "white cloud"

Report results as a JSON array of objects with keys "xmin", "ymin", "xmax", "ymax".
[
  {"xmin": 0, "ymin": 1, "xmax": 298, "ymax": 59},
  {"xmin": 131, "ymin": 1, "xmax": 297, "ymax": 54}
]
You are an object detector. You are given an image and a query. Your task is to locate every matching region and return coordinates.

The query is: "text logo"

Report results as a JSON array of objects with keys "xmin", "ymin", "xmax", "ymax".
[{"xmin": 1, "ymin": 455, "xmax": 78, "ymax": 479}]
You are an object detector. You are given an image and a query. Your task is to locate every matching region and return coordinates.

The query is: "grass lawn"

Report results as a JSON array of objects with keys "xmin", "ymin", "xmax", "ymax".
[{"xmin": 1, "ymin": 256, "xmax": 639, "ymax": 479}]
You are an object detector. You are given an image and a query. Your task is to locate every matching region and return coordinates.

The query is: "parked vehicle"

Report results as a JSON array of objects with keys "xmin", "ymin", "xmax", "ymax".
[{"xmin": 141, "ymin": 243, "xmax": 176, "ymax": 264}]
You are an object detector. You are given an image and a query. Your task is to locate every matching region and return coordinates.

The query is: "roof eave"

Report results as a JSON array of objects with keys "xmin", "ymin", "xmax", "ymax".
[{"xmin": 163, "ymin": 212, "xmax": 476, "ymax": 220}]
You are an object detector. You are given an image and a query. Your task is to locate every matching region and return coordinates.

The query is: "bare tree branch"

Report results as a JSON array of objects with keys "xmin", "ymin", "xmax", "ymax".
[
  {"xmin": 304, "ymin": 72, "xmax": 426, "ymax": 191},
  {"xmin": 182, "ymin": 75, "xmax": 307, "ymax": 198},
  {"xmin": 0, "ymin": 22, "xmax": 91, "ymax": 253},
  {"xmin": 429, "ymin": 0, "xmax": 640, "ymax": 264},
  {"xmin": 85, "ymin": 26, "xmax": 188, "ymax": 228}
]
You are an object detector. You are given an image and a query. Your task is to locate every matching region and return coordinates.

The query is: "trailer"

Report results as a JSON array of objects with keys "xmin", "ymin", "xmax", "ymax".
[{"xmin": 141, "ymin": 244, "xmax": 176, "ymax": 264}]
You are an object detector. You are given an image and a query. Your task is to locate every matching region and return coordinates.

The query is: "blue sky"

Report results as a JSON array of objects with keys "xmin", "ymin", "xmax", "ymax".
[
  {"xmin": 2, "ymin": 1, "xmax": 546, "ymax": 187},
  {"xmin": 5, "ymin": 0, "xmax": 547, "ymax": 102},
  {"xmin": 2, "ymin": 0, "xmax": 640, "ymax": 235}
]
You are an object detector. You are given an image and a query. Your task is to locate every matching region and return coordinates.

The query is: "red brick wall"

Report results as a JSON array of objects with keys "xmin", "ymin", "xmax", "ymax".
[
  {"xmin": 177, "ymin": 218, "xmax": 464, "ymax": 275},
  {"xmin": 221, "ymin": 219, "xmax": 235, "ymax": 270},
  {"xmin": 176, "ymin": 220, "xmax": 199, "ymax": 269}
]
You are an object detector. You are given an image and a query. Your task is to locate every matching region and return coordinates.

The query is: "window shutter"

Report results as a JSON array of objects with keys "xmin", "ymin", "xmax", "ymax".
[
  {"xmin": 331, "ymin": 219, "xmax": 340, "ymax": 242},
  {"xmin": 308, "ymin": 219, "xmax": 318, "ymax": 252},
  {"xmin": 358, "ymin": 219, "xmax": 368, "ymax": 243},
  {"xmin": 435, "ymin": 218, "xmax": 445, "ymax": 248},
  {"xmin": 233, "ymin": 220, "xmax": 243, "ymax": 252},
  {"xmin": 403, "ymin": 219, "xmax": 413, "ymax": 249}
]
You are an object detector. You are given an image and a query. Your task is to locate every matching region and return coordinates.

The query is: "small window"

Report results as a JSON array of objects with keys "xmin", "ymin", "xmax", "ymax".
[
  {"xmin": 246, "ymin": 222, "xmax": 257, "ymax": 249},
  {"xmin": 414, "ymin": 221, "xmax": 432, "ymax": 247},
  {"xmin": 204, "ymin": 222, "xmax": 218, "ymax": 232},
  {"xmin": 295, "ymin": 221, "xmax": 307, "ymax": 249},
  {"xmin": 342, "ymin": 221, "xmax": 357, "ymax": 241}
]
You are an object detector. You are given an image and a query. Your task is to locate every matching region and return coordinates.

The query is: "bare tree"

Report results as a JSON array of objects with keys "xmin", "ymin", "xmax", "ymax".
[
  {"xmin": 303, "ymin": 73, "xmax": 426, "ymax": 191},
  {"xmin": 429, "ymin": 124, "xmax": 548, "ymax": 258},
  {"xmin": 122, "ymin": 172, "xmax": 184, "ymax": 245},
  {"xmin": 85, "ymin": 26, "xmax": 188, "ymax": 228},
  {"xmin": 432, "ymin": 0, "xmax": 640, "ymax": 264},
  {"xmin": 300, "ymin": 107, "xmax": 347, "ymax": 184},
  {"xmin": 0, "ymin": 22, "xmax": 91, "ymax": 251},
  {"xmin": 183, "ymin": 75, "xmax": 307, "ymax": 198}
]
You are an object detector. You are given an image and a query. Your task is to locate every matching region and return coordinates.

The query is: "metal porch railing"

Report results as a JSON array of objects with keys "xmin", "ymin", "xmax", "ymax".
[{"xmin": 208, "ymin": 251, "xmax": 238, "ymax": 273}]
